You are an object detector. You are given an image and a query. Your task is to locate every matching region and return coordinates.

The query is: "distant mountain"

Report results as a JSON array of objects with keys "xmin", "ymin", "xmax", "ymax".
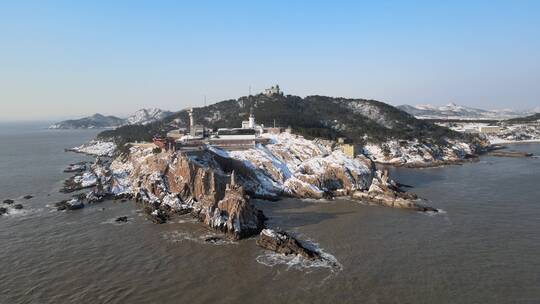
[
  {"xmin": 49, "ymin": 108, "xmax": 172, "ymax": 129},
  {"xmin": 49, "ymin": 114, "xmax": 125, "ymax": 129},
  {"xmin": 397, "ymin": 103, "xmax": 532, "ymax": 120}
]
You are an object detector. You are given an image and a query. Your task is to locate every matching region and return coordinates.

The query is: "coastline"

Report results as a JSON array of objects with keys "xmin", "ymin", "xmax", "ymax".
[{"xmin": 488, "ymin": 139, "xmax": 540, "ymax": 145}]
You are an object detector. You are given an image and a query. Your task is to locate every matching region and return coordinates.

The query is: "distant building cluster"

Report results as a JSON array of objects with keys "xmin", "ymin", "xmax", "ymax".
[{"xmin": 154, "ymin": 102, "xmax": 291, "ymax": 152}]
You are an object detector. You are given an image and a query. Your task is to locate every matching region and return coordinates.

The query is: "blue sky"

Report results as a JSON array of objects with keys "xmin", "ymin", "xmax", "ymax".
[{"xmin": 0, "ymin": 0, "xmax": 539, "ymax": 120}]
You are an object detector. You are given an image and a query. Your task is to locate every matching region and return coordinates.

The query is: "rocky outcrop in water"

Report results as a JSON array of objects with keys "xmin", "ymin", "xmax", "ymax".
[
  {"xmin": 61, "ymin": 172, "xmax": 97, "ymax": 193},
  {"xmin": 256, "ymin": 229, "xmax": 321, "ymax": 260},
  {"xmin": 352, "ymin": 170, "xmax": 437, "ymax": 212},
  {"xmin": 204, "ymin": 179, "xmax": 266, "ymax": 239},
  {"xmin": 64, "ymin": 162, "xmax": 87, "ymax": 173},
  {"xmin": 115, "ymin": 216, "xmax": 128, "ymax": 223},
  {"xmin": 0, "ymin": 200, "xmax": 24, "ymax": 215},
  {"xmin": 55, "ymin": 198, "xmax": 84, "ymax": 211}
]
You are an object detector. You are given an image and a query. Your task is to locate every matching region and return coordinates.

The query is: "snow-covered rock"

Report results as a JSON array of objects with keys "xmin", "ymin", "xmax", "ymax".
[
  {"xmin": 363, "ymin": 139, "xmax": 478, "ymax": 167},
  {"xmin": 446, "ymin": 122, "xmax": 540, "ymax": 144},
  {"xmin": 398, "ymin": 103, "xmax": 536, "ymax": 120},
  {"xmin": 208, "ymin": 133, "xmax": 375, "ymax": 198},
  {"xmin": 74, "ymin": 172, "xmax": 97, "ymax": 188},
  {"xmin": 68, "ymin": 141, "xmax": 116, "ymax": 157}
]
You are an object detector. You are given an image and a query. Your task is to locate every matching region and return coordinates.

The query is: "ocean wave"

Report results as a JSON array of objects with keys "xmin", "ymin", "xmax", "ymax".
[
  {"xmin": 301, "ymin": 198, "xmax": 335, "ymax": 204},
  {"xmin": 161, "ymin": 230, "xmax": 237, "ymax": 246},
  {"xmin": 1, "ymin": 207, "xmax": 43, "ymax": 218},
  {"xmin": 256, "ymin": 238, "xmax": 343, "ymax": 275}
]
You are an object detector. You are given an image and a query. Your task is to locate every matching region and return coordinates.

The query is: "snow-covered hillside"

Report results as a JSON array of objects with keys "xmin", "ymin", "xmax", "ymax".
[
  {"xmin": 398, "ymin": 103, "xmax": 535, "ymax": 120},
  {"xmin": 208, "ymin": 133, "xmax": 375, "ymax": 198},
  {"xmin": 445, "ymin": 122, "xmax": 540, "ymax": 144},
  {"xmin": 124, "ymin": 108, "xmax": 172, "ymax": 125}
]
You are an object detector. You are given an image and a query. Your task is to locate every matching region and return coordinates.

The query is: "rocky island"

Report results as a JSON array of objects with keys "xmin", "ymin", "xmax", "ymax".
[
  {"xmin": 66, "ymin": 132, "xmax": 435, "ymax": 241},
  {"xmin": 55, "ymin": 90, "xmax": 516, "ymax": 259}
]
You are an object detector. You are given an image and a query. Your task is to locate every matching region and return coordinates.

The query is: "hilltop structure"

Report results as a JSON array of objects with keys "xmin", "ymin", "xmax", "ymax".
[{"xmin": 264, "ymin": 85, "xmax": 283, "ymax": 97}]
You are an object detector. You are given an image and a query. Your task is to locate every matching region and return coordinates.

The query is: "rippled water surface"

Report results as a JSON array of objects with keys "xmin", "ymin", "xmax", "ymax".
[{"xmin": 1, "ymin": 123, "xmax": 539, "ymax": 304}]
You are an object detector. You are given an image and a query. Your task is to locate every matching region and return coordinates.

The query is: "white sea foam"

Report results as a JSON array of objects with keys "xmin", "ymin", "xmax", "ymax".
[
  {"xmin": 161, "ymin": 230, "xmax": 237, "ymax": 246},
  {"xmin": 1, "ymin": 207, "xmax": 43, "ymax": 218},
  {"xmin": 256, "ymin": 238, "xmax": 343, "ymax": 276},
  {"xmin": 301, "ymin": 198, "xmax": 334, "ymax": 204},
  {"xmin": 419, "ymin": 208, "xmax": 447, "ymax": 216}
]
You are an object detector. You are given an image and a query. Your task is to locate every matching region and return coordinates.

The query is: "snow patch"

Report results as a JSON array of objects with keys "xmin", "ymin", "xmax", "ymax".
[{"xmin": 70, "ymin": 141, "xmax": 116, "ymax": 157}]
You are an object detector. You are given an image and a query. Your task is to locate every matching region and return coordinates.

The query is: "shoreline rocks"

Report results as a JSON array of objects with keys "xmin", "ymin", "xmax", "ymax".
[
  {"xmin": 0, "ymin": 200, "xmax": 25, "ymax": 215},
  {"xmin": 351, "ymin": 170, "xmax": 437, "ymax": 212},
  {"xmin": 256, "ymin": 229, "xmax": 321, "ymax": 260},
  {"xmin": 55, "ymin": 198, "xmax": 84, "ymax": 211},
  {"xmin": 65, "ymin": 141, "xmax": 116, "ymax": 157},
  {"xmin": 60, "ymin": 172, "xmax": 97, "ymax": 193},
  {"xmin": 115, "ymin": 216, "xmax": 128, "ymax": 223},
  {"xmin": 59, "ymin": 133, "xmax": 439, "ymax": 239},
  {"xmin": 64, "ymin": 162, "xmax": 87, "ymax": 173},
  {"xmin": 487, "ymin": 150, "xmax": 533, "ymax": 158},
  {"xmin": 398, "ymin": 156, "xmax": 479, "ymax": 168}
]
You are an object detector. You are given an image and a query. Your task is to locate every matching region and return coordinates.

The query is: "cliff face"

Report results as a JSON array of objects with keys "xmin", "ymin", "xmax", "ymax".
[{"xmin": 117, "ymin": 148, "xmax": 264, "ymax": 239}]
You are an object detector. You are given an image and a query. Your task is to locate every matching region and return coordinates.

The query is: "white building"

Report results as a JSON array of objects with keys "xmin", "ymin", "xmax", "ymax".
[
  {"xmin": 264, "ymin": 85, "xmax": 282, "ymax": 97},
  {"xmin": 248, "ymin": 111, "xmax": 255, "ymax": 128},
  {"xmin": 215, "ymin": 128, "xmax": 257, "ymax": 140},
  {"xmin": 478, "ymin": 125, "xmax": 500, "ymax": 134},
  {"xmin": 241, "ymin": 108, "xmax": 263, "ymax": 134}
]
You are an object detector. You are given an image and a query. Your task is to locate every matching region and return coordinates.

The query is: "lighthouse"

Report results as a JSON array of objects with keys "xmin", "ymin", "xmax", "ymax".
[
  {"xmin": 188, "ymin": 108, "xmax": 195, "ymax": 136},
  {"xmin": 248, "ymin": 108, "xmax": 255, "ymax": 129}
]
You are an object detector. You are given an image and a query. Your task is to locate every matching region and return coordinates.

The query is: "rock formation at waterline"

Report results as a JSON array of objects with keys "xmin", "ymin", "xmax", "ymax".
[
  {"xmin": 69, "ymin": 133, "xmax": 436, "ymax": 239},
  {"xmin": 257, "ymin": 229, "xmax": 321, "ymax": 260},
  {"xmin": 124, "ymin": 150, "xmax": 266, "ymax": 239}
]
